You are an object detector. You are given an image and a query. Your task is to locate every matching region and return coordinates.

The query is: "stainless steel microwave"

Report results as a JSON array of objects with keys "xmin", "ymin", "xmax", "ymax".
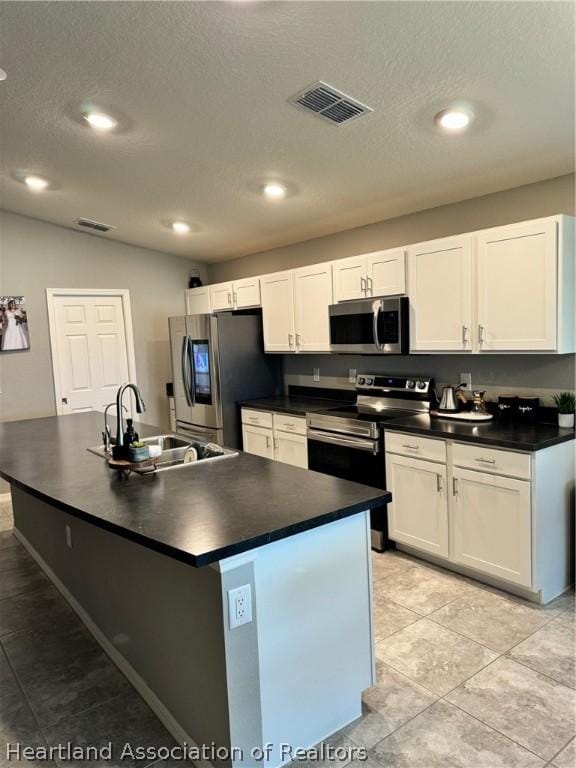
[{"xmin": 329, "ymin": 296, "xmax": 409, "ymax": 354}]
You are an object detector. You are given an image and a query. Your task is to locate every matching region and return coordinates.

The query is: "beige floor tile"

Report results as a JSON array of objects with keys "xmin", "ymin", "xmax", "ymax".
[
  {"xmin": 551, "ymin": 737, "xmax": 575, "ymax": 768},
  {"xmin": 375, "ymin": 618, "xmax": 497, "ymax": 696},
  {"xmin": 373, "ymin": 591, "xmax": 419, "ymax": 641},
  {"xmin": 371, "ymin": 552, "xmax": 415, "ymax": 581},
  {"xmin": 430, "ymin": 588, "xmax": 554, "ymax": 653},
  {"xmin": 509, "ymin": 610, "xmax": 575, "ymax": 688},
  {"xmin": 355, "ymin": 700, "xmax": 544, "ymax": 768},
  {"xmin": 446, "ymin": 656, "xmax": 576, "ymax": 761},
  {"xmin": 342, "ymin": 662, "xmax": 436, "ymax": 748},
  {"xmin": 374, "ymin": 565, "xmax": 472, "ymax": 616}
]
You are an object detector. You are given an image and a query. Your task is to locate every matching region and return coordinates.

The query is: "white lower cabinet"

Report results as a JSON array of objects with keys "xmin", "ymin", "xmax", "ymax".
[
  {"xmin": 241, "ymin": 423, "xmax": 274, "ymax": 460},
  {"xmin": 451, "ymin": 467, "xmax": 531, "ymax": 587},
  {"xmin": 241, "ymin": 409, "xmax": 308, "ymax": 469},
  {"xmin": 386, "ymin": 454, "xmax": 449, "ymax": 558}
]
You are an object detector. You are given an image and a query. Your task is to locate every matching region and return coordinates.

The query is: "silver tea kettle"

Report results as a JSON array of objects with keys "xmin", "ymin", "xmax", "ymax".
[{"xmin": 438, "ymin": 384, "xmax": 466, "ymax": 413}]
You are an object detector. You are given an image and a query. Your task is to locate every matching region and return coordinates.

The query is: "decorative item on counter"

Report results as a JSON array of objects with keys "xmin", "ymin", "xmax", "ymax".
[
  {"xmin": 438, "ymin": 384, "xmax": 466, "ymax": 413},
  {"xmin": 516, "ymin": 397, "xmax": 539, "ymax": 425},
  {"xmin": 188, "ymin": 269, "xmax": 203, "ymax": 289},
  {"xmin": 471, "ymin": 391, "xmax": 489, "ymax": 415},
  {"xmin": 497, "ymin": 395, "xmax": 518, "ymax": 421},
  {"xmin": 203, "ymin": 443, "xmax": 225, "ymax": 459},
  {"xmin": 553, "ymin": 392, "xmax": 575, "ymax": 429},
  {"xmin": 127, "ymin": 442, "xmax": 150, "ymax": 462},
  {"xmin": 148, "ymin": 444, "xmax": 162, "ymax": 459},
  {"xmin": 123, "ymin": 418, "xmax": 139, "ymax": 447}
]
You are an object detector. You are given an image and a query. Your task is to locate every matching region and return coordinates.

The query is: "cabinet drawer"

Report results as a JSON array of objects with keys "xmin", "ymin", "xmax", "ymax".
[
  {"xmin": 386, "ymin": 432, "xmax": 446, "ymax": 463},
  {"xmin": 273, "ymin": 413, "xmax": 307, "ymax": 435},
  {"xmin": 453, "ymin": 443, "xmax": 531, "ymax": 480},
  {"xmin": 241, "ymin": 408, "xmax": 273, "ymax": 429}
]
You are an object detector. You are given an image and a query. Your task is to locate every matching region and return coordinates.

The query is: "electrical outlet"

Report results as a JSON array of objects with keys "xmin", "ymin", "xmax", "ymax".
[
  {"xmin": 228, "ymin": 584, "xmax": 252, "ymax": 629},
  {"xmin": 348, "ymin": 368, "xmax": 357, "ymax": 383},
  {"xmin": 460, "ymin": 373, "xmax": 472, "ymax": 390},
  {"xmin": 65, "ymin": 524, "xmax": 72, "ymax": 549},
  {"xmin": 313, "ymin": 368, "xmax": 320, "ymax": 382}
]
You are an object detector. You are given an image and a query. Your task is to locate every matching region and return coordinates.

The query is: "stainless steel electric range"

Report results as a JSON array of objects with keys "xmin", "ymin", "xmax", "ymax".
[{"xmin": 306, "ymin": 374, "xmax": 436, "ymax": 551}]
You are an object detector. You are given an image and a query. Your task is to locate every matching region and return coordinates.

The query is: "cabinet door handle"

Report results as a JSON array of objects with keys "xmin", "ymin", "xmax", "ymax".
[
  {"xmin": 266, "ymin": 435, "xmax": 271, "ymax": 449},
  {"xmin": 476, "ymin": 457, "xmax": 496, "ymax": 465},
  {"xmin": 436, "ymin": 473, "xmax": 443, "ymax": 493},
  {"xmin": 402, "ymin": 443, "xmax": 420, "ymax": 450},
  {"xmin": 478, "ymin": 324, "xmax": 485, "ymax": 344},
  {"xmin": 296, "ymin": 333, "xmax": 302, "ymax": 348},
  {"xmin": 288, "ymin": 333, "xmax": 294, "ymax": 349},
  {"xmin": 462, "ymin": 325, "xmax": 469, "ymax": 344},
  {"xmin": 367, "ymin": 276, "xmax": 374, "ymax": 295},
  {"xmin": 452, "ymin": 477, "xmax": 459, "ymax": 496},
  {"xmin": 228, "ymin": 292, "xmax": 232, "ymax": 306},
  {"xmin": 360, "ymin": 276, "xmax": 367, "ymax": 295},
  {"xmin": 274, "ymin": 438, "xmax": 279, "ymax": 451},
  {"xmin": 233, "ymin": 291, "xmax": 238, "ymax": 307}
]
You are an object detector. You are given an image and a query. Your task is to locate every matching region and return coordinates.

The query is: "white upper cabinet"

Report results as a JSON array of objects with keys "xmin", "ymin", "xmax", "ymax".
[
  {"xmin": 366, "ymin": 249, "xmax": 406, "ymax": 297},
  {"xmin": 210, "ymin": 278, "xmax": 261, "ymax": 312},
  {"xmin": 293, "ymin": 263, "xmax": 333, "ymax": 352},
  {"xmin": 261, "ymin": 271, "xmax": 296, "ymax": 352},
  {"xmin": 210, "ymin": 282, "xmax": 234, "ymax": 312},
  {"xmin": 186, "ymin": 286, "xmax": 212, "ymax": 315},
  {"xmin": 408, "ymin": 236, "xmax": 473, "ymax": 352},
  {"xmin": 332, "ymin": 255, "xmax": 366, "ymax": 302},
  {"xmin": 332, "ymin": 249, "xmax": 406, "ymax": 302},
  {"xmin": 476, "ymin": 219, "xmax": 557, "ymax": 351}
]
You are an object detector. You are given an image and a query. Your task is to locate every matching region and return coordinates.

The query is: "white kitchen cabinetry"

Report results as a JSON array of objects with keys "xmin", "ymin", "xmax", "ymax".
[
  {"xmin": 451, "ymin": 467, "xmax": 531, "ymax": 587},
  {"xmin": 260, "ymin": 271, "xmax": 296, "ymax": 352},
  {"xmin": 241, "ymin": 408, "xmax": 308, "ymax": 469},
  {"xmin": 386, "ymin": 454, "xmax": 449, "ymax": 558},
  {"xmin": 476, "ymin": 219, "xmax": 557, "ymax": 351},
  {"xmin": 293, "ymin": 263, "xmax": 333, "ymax": 352},
  {"xmin": 185, "ymin": 286, "xmax": 212, "ymax": 315},
  {"xmin": 408, "ymin": 236, "xmax": 473, "ymax": 352},
  {"xmin": 386, "ymin": 431, "xmax": 574, "ymax": 602},
  {"xmin": 210, "ymin": 278, "xmax": 261, "ymax": 312},
  {"xmin": 332, "ymin": 249, "xmax": 406, "ymax": 302}
]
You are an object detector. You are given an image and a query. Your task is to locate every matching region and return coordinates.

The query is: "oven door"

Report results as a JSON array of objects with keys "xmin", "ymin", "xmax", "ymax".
[{"xmin": 329, "ymin": 296, "xmax": 408, "ymax": 354}]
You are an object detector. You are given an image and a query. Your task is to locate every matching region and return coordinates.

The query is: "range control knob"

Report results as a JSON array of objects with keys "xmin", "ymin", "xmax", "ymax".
[
  {"xmin": 406, "ymin": 380, "xmax": 415, "ymax": 389},
  {"xmin": 416, "ymin": 380, "xmax": 427, "ymax": 391},
  {"xmin": 365, "ymin": 376, "xmax": 374, "ymax": 386},
  {"xmin": 357, "ymin": 376, "xmax": 365, "ymax": 386}
]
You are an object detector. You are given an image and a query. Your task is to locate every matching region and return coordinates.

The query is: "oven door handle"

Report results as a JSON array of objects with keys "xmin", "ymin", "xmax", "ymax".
[
  {"xmin": 373, "ymin": 300, "xmax": 384, "ymax": 351},
  {"xmin": 307, "ymin": 429, "xmax": 379, "ymax": 454}
]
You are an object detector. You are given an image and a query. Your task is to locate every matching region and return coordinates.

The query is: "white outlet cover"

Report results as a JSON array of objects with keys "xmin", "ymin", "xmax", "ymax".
[
  {"xmin": 460, "ymin": 373, "xmax": 472, "ymax": 390},
  {"xmin": 228, "ymin": 584, "xmax": 252, "ymax": 629},
  {"xmin": 349, "ymin": 368, "xmax": 357, "ymax": 383},
  {"xmin": 313, "ymin": 368, "xmax": 320, "ymax": 382}
]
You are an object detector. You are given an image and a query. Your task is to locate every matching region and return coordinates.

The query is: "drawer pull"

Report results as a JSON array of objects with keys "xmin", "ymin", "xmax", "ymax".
[
  {"xmin": 436, "ymin": 473, "xmax": 443, "ymax": 493},
  {"xmin": 476, "ymin": 457, "xmax": 496, "ymax": 465},
  {"xmin": 402, "ymin": 443, "xmax": 420, "ymax": 450},
  {"xmin": 453, "ymin": 477, "xmax": 459, "ymax": 496}
]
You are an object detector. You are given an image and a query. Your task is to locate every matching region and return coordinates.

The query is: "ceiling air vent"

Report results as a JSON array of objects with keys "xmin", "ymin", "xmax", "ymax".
[
  {"xmin": 289, "ymin": 81, "xmax": 373, "ymax": 126},
  {"xmin": 74, "ymin": 217, "xmax": 116, "ymax": 233}
]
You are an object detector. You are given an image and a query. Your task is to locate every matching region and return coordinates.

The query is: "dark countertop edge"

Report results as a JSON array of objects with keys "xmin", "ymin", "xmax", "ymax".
[
  {"xmin": 238, "ymin": 399, "xmax": 347, "ymax": 416},
  {"xmin": 383, "ymin": 423, "xmax": 575, "ymax": 452},
  {"xmin": 3, "ymin": 471, "xmax": 391, "ymax": 567}
]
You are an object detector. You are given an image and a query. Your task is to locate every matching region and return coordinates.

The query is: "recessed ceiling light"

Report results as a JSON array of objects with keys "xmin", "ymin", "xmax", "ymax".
[
  {"xmin": 24, "ymin": 175, "xmax": 50, "ymax": 191},
  {"xmin": 435, "ymin": 108, "xmax": 472, "ymax": 132},
  {"xmin": 0, "ymin": 68, "xmax": 7, "ymax": 81},
  {"xmin": 171, "ymin": 221, "xmax": 191, "ymax": 235},
  {"xmin": 83, "ymin": 111, "xmax": 118, "ymax": 131},
  {"xmin": 263, "ymin": 182, "xmax": 287, "ymax": 200}
]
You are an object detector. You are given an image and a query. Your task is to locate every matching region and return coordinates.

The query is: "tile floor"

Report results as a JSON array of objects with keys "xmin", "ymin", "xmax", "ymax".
[{"xmin": 1, "ymin": 497, "xmax": 574, "ymax": 767}]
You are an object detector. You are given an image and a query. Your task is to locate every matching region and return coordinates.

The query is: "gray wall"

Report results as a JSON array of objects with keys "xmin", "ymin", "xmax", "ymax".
[
  {"xmin": 0, "ymin": 210, "xmax": 206, "ymax": 426},
  {"xmin": 208, "ymin": 174, "xmax": 575, "ymax": 282}
]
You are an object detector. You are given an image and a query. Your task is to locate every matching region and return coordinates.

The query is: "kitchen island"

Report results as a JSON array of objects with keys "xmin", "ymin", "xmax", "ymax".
[{"xmin": 0, "ymin": 413, "xmax": 390, "ymax": 768}]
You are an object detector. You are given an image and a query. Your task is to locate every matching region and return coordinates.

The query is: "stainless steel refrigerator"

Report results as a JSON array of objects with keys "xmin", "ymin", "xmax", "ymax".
[{"xmin": 169, "ymin": 313, "xmax": 281, "ymax": 448}]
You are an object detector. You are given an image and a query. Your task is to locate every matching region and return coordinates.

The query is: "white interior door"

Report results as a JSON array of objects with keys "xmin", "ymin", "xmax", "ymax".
[
  {"xmin": 51, "ymin": 294, "xmax": 133, "ymax": 414},
  {"xmin": 476, "ymin": 220, "xmax": 557, "ymax": 351},
  {"xmin": 408, "ymin": 236, "xmax": 473, "ymax": 352},
  {"xmin": 293, "ymin": 263, "xmax": 333, "ymax": 352}
]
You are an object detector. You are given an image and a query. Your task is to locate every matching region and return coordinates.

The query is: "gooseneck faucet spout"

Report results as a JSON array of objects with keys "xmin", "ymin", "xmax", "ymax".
[{"xmin": 115, "ymin": 383, "xmax": 146, "ymax": 451}]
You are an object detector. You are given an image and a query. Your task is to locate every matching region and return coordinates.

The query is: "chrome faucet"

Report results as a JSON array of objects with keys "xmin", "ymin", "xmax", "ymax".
[
  {"xmin": 114, "ymin": 383, "xmax": 146, "ymax": 453},
  {"xmin": 102, "ymin": 402, "xmax": 127, "ymax": 454}
]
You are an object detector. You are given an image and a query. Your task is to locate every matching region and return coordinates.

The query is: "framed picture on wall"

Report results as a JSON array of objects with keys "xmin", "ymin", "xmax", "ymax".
[{"xmin": 0, "ymin": 296, "xmax": 30, "ymax": 351}]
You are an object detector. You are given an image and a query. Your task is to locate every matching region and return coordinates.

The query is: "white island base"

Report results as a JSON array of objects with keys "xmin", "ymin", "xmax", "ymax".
[{"xmin": 12, "ymin": 487, "xmax": 375, "ymax": 768}]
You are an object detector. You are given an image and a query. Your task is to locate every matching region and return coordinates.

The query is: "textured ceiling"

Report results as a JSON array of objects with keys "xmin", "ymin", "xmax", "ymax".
[{"xmin": 0, "ymin": 1, "xmax": 574, "ymax": 262}]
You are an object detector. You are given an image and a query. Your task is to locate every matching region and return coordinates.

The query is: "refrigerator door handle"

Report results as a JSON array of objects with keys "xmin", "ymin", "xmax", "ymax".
[
  {"xmin": 181, "ymin": 336, "xmax": 193, "ymax": 407},
  {"xmin": 187, "ymin": 336, "xmax": 196, "ymax": 406}
]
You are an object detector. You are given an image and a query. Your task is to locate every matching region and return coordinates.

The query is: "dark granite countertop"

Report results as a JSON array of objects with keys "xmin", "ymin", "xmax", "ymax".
[
  {"xmin": 384, "ymin": 414, "xmax": 575, "ymax": 452},
  {"xmin": 239, "ymin": 395, "xmax": 349, "ymax": 416},
  {"xmin": 0, "ymin": 413, "xmax": 389, "ymax": 567}
]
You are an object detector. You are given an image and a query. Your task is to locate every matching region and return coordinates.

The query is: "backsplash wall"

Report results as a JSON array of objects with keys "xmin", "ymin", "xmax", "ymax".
[{"xmin": 282, "ymin": 353, "xmax": 576, "ymax": 405}]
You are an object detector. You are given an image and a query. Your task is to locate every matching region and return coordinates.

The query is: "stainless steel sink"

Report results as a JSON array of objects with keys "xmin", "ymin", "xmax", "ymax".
[{"xmin": 87, "ymin": 434, "xmax": 237, "ymax": 471}]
